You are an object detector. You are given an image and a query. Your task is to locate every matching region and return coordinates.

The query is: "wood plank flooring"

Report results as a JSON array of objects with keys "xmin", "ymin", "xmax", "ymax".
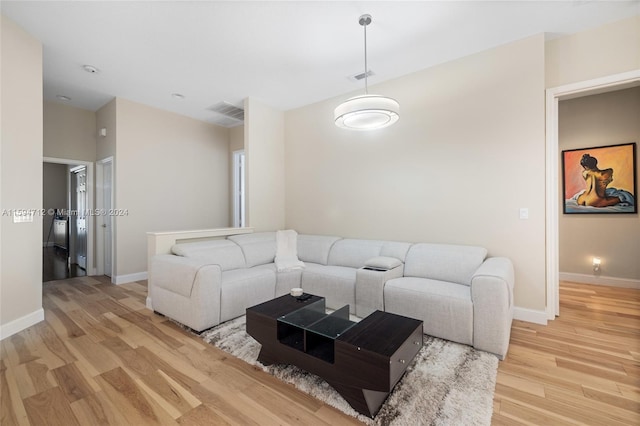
[
  {"xmin": 1, "ymin": 276, "xmax": 360, "ymax": 426},
  {"xmin": 493, "ymin": 281, "xmax": 640, "ymax": 425},
  {"xmin": 1, "ymin": 278, "xmax": 638, "ymax": 425}
]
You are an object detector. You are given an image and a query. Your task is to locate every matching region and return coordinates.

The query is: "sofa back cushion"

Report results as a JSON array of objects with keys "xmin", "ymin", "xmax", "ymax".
[
  {"xmin": 404, "ymin": 243, "xmax": 487, "ymax": 285},
  {"xmin": 171, "ymin": 239, "xmax": 245, "ymax": 271},
  {"xmin": 327, "ymin": 239, "xmax": 411, "ymax": 268},
  {"xmin": 297, "ymin": 235, "xmax": 341, "ymax": 265},
  {"xmin": 328, "ymin": 239, "xmax": 380, "ymax": 268},
  {"xmin": 227, "ymin": 232, "xmax": 276, "ymax": 267},
  {"xmin": 380, "ymin": 241, "xmax": 412, "ymax": 262}
]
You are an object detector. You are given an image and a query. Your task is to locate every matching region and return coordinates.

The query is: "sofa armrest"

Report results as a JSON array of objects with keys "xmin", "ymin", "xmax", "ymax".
[
  {"xmin": 355, "ymin": 265, "xmax": 404, "ymax": 318},
  {"xmin": 149, "ymin": 254, "xmax": 223, "ymax": 331},
  {"xmin": 150, "ymin": 255, "xmax": 215, "ymax": 296},
  {"xmin": 470, "ymin": 257, "xmax": 514, "ymax": 359}
]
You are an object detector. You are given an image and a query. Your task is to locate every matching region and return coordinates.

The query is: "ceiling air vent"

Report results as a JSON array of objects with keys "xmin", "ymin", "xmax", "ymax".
[
  {"xmin": 348, "ymin": 70, "xmax": 375, "ymax": 82},
  {"xmin": 208, "ymin": 102, "xmax": 244, "ymax": 127}
]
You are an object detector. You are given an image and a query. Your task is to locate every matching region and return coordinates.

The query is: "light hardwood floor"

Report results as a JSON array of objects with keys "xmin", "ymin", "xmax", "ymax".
[
  {"xmin": 493, "ymin": 281, "xmax": 640, "ymax": 425},
  {"xmin": 1, "ymin": 277, "xmax": 638, "ymax": 425}
]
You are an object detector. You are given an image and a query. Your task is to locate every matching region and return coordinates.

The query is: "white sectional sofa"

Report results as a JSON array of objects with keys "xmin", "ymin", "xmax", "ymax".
[{"xmin": 149, "ymin": 231, "xmax": 514, "ymax": 358}]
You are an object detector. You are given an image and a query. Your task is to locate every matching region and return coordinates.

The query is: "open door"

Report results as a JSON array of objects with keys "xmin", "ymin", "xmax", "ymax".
[{"xmin": 70, "ymin": 165, "xmax": 87, "ymax": 270}]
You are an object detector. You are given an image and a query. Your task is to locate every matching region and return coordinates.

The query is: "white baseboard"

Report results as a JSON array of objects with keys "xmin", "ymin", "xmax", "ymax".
[
  {"xmin": 146, "ymin": 297, "xmax": 153, "ymax": 311},
  {"xmin": 0, "ymin": 308, "xmax": 44, "ymax": 341},
  {"xmin": 560, "ymin": 272, "xmax": 640, "ymax": 289},
  {"xmin": 513, "ymin": 306, "xmax": 548, "ymax": 325},
  {"xmin": 114, "ymin": 271, "xmax": 148, "ymax": 285}
]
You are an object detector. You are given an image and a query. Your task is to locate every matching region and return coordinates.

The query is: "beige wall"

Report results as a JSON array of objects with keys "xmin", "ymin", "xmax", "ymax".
[
  {"xmin": 42, "ymin": 101, "xmax": 95, "ymax": 253},
  {"xmin": 245, "ymin": 98, "xmax": 285, "ymax": 232},
  {"xmin": 559, "ymin": 87, "xmax": 640, "ymax": 280},
  {"xmin": 43, "ymin": 101, "xmax": 96, "ymax": 161},
  {"xmin": 96, "ymin": 99, "xmax": 117, "ymax": 161},
  {"xmin": 546, "ymin": 15, "xmax": 640, "ymax": 88},
  {"xmin": 42, "ymin": 163, "xmax": 68, "ymax": 244},
  {"xmin": 0, "ymin": 15, "xmax": 44, "ymax": 333},
  {"xmin": 229, "ymin": 125, "xmax": 244, "ymax": 153},
  {"xmin": 115, "ymin": 98, "xmax": 230, "ymax": 277},
  {"xmin": 284, "ymin": 35, "xmax": 547, "ymax": 311}
]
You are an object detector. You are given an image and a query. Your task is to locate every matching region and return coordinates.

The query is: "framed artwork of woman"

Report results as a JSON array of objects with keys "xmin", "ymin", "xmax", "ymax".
[{"xmin": 562, "ymin": 142, "xmax": 637, "ymax": 214}]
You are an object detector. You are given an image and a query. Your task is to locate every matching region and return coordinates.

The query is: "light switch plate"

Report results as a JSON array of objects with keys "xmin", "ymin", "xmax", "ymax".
[
  {"xmin": 519, "ymin": 208, "xmax": 529, "ymax": 220},
  {"xmin": 13, "ymin": 210, "xmax": 34, "ymax": 223}
]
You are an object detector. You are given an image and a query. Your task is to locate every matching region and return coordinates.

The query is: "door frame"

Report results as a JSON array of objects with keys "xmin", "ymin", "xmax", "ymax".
[
  {"xmin": 545, "ymin": 69, "xmax": 640, "ymax": 320},
  {"xmin": 232, "ymin": 149, "xmax": 245, "ymax": 228},
  {"xmin": 42, "ymin": 157, "xmax": 95, "ymax": 275},
  {"xmin": 96, "ymin": 157, "xmax": 114, "ymax": 279}
]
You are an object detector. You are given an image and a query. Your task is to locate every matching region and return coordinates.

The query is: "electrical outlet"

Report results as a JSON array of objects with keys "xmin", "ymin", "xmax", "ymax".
[{"xmin": 519, "ymin": 208, "xmax": 529, "ymax": 220}]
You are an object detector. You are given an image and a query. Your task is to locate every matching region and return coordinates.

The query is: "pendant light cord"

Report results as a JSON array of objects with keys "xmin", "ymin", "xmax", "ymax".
[{"xmin": 363, "ymin": 19, "xmax": 368, "ymax": 95}]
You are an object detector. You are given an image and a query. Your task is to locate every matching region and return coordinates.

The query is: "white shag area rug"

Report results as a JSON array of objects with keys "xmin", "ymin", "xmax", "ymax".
[{"xmin": 201, "ymin": 316, "xmax": 498, "ymax": 425}]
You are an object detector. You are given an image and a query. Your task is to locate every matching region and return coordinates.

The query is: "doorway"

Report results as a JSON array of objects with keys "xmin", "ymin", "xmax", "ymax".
[
  {"xmin": 545, "ymin": 69, "xmax": 640, "ymax": 319},
  {"xmin": 42, "ymin": 157, "xmax": 95, "ymax": 281}
]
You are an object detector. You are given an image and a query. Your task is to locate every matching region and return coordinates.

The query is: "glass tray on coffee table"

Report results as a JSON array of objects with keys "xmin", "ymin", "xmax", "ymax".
[{"xmin": 277, "ymin": 297, "xmax": 357, "ymax": 363}]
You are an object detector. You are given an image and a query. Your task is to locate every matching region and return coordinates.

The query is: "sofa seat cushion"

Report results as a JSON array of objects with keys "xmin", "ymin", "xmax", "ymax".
[
  {"xmin": 384, "ymin": 277, "xmax": 473, "ymax": 345},
  {"xmin": 301, "ymin": 263, "xmax": 356, "ymax": 310},
  {"xmin": 220, "ymin": 268, "xmax": 276, "ymax": 322},
  {"xmin": 172, "ymin": 240, "xmax": 246, "ymax": 271}
]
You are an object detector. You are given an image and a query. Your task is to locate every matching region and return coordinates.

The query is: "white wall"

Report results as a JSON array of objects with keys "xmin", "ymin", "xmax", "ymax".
[
  {"xmin": 43, "ymin": 101, "xmax": 96, "ymax": 162},
  {"xmin": 0, "ymin": 15, "xmax": 44, "ymax": 338},
  {"xmin": 559, "ymin": 87, "xmax": 640, "ymax": 280},
  {"xmin": 114, "ymin": 98, "xmax": 230, "ymax": 278},
  {"xmin": 284, "ymin": 35, "xmax": 547, "ymax": 311},
  {"xmin": 546, "ymin": 15, "xmax": 640, "ymax": 89},
  {"xmin": 230, "ymin": 125, "xmax": 244, "ymax": 153},
  {"xmin": 96, "ymin": 99, "xmax": 117, "ymax": 161},
  {"xmin": 245, "ymin": 98, "xmax": 285, "ymax": 232}
]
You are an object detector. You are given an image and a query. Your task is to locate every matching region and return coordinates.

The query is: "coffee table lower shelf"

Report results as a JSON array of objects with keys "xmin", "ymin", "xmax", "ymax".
[{"xmin": 246, "ymin": 294, "xmax": 423, "ymax": 418}]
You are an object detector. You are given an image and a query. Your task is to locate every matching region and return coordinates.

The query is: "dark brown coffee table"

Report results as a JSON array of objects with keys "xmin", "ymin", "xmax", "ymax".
[{"xmin": 246, "ymin": 293, "xmax": 423, "ymax": 418}]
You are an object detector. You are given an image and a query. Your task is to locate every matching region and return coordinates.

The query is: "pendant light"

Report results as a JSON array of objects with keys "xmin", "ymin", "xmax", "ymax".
[{"xmin": 334, "ymin": 14, "xmax": 399, "ymax": 131}]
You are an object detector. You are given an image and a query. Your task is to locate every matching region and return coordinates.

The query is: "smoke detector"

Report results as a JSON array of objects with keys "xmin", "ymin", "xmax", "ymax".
[{"xmin": 82, "ymin": 64, "xmax": 99, "ymax": 74}]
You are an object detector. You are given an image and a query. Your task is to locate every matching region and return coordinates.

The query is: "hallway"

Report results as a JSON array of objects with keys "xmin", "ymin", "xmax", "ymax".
[{"xmin": 42, "ymin": 246, "xmax": 85, "ymax": 282}]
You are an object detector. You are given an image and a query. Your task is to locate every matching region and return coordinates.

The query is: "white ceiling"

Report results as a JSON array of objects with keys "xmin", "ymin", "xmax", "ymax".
[{"xmin": 2, "ymin": 1, "xmax": 639, "ymax": 126}]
